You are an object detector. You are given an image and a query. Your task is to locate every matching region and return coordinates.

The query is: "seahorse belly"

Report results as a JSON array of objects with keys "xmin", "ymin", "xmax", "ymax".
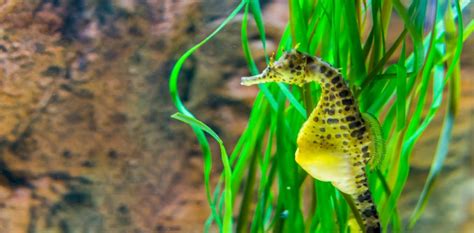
[{"xmin": 295, "ymin": 148, "xmax": 357, "ymax": 194}]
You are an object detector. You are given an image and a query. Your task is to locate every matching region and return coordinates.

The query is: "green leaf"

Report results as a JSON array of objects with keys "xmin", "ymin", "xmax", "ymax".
[
  {"xmin": 289, "ymin": 0, "xmax": 308, "ymax": 51},
  {"xmin": 168, "ymin": 2, "xmax": 246, "ymax": 230},
  {"xmin": 408, "ymin": 1, "xmax": 464, "ymax": 227},
  {"xmin": 342, "ymin": 0, "xmax": 367, "ymax": 85},
  {"xmin": 171, "ymin": 113, "xmax": 234, "ymax": 232},
  {"xmin": 396, "ymin": 40, "xmax": 407, "ymax": 131},
  {"xmin": 169, "ymin": 0, "xmax": 473, "ymax": 232}
]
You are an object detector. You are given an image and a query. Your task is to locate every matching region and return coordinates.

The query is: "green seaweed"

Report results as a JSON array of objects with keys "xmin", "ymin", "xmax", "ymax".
[{"xmin": 169, "ymin": 0, "xmax": 471, "ymax": 232}]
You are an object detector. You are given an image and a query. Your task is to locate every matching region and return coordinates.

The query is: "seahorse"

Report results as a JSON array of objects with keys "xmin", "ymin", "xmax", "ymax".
[{"xmin": 241, "ymin": 50, "xmax": 382, "ymax": 233}]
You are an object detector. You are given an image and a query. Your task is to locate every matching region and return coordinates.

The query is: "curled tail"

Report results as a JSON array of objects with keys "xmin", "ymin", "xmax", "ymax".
[{"xmin": 351, "ymin": 173, "xmax": 381, "ymax": 233}]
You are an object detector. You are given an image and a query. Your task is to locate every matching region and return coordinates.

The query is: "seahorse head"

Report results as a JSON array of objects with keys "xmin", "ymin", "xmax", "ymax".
[{"xmin": 241, "ymin": 49, "xmax": 317, "ymax": 86}]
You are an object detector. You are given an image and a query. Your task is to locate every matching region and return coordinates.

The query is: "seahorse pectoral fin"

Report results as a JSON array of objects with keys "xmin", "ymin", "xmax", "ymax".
[{"xmin": 361, "ymin": 112, "xmax": 386, "ymax": 170}]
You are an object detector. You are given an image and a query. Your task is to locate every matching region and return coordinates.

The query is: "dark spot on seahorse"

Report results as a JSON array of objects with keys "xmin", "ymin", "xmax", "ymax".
[
  {"xmin": 313, "ymin": 141, "xmax": 317, "ymax": 144},
  {"xmin": 331, "ymin": 75, "xmax": 341, "ymax": 84},
  {"xmin": 326, "ymin": 69, "xmax": 334, "ymax": 77},
  {"xmin": 353, "ymin": 162, "xmax": 362, "ymax": 166},
  {"xmin": 366, "ymin": 225, "xmax": 381, "ymax": 233},
  {"xmin": 344, "ymin": 106, "xmax": 351, "ymax": 111},
  {"xmin": 296, "ymin": 71, "xmax": 301, "ymax": 76},
  {"xmin": 313, "ymin": 117, "xmax": 319, "ymax": 122},
  {"xmin": 325, "ymin": 83, "xmax": 330, "ymax": 88},
  {"xmin": 342, "ymin": 99, "xmax": 353, "ymax": 105},
  {"xmin": 329, "ymin": 94, "xmax": 335, "ymax": 100},
  {"xmin": 351, "ymin": 130, "xmax": 359, "ymax": 138},
  {"xmin": 339, "ymin": 90, "xmax": 349, "ymax": 97},
  {"xmin": 305, "ymin": 56, "xmax": 315, "ymax": 63},
  {"xmin": 320, "ymin": 65, "xmax": 327, "ymax": 73},
  {"xmin": 335, "ymin": 134, "xmax": 341, "ymax": 138},
  {"xmin": 325, "ymin": 109, "xmax": 335, "ymax": 115},
  {"xmin": 362, "ymin": 146, "xmax": 369, "ymax": 152},
  {"xmin": 351, "ymin": 128, "xmax": 365, "ymax": 138},
  {"xmin": 331, "ymin": 87, "xmax": 336, "ymax": 91},
  {"xmin": 326, "ymin": 135, "xmax": 331, "ymax": 139},
  {"xmin": 346, "ymin": 116, "xmax": 356, "ymax": 121},
  {"xmin": 363, "ymin": 208, "xmax": 376, "ymax": 218},
  {"xmin": 320, "ymin": 128, "xmax": 326, "ymax": 132},
  {"xmin": 363, "ymin": 153, "xmax": 370, "ymax": 158},
  {"xmin": 327, "ymin": 118, "xmax": 339, "ymax": 124},
  {"xmin": 357, "ymin": 191, "xmax": 371, "ymax": 202},
  {"xmin": 323, "ymin": 96, "xmax": 328, "ymax": 101},
  {"xmin": 342, "ymin": 141, "xmax": 348, "ymax": 145},
  {"xmin": 356, "ymin": 177, "xmax": 366, "ymax": 183},
  {"xmin": 336, "ymin": 83, "xmax": 343, "ymax": 88},
  {"xmin": 349, "ymin": 121, "xmax": 362, "ymax": 129},
  {"xmin": 340, "ymin": 125, "xmax": 347, "ymax": 130}
]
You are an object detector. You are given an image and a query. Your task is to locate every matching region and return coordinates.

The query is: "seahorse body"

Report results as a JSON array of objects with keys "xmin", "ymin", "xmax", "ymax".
[{"xmin": 241, "ymin": 50, "xmax": 381, "ymax": 233}]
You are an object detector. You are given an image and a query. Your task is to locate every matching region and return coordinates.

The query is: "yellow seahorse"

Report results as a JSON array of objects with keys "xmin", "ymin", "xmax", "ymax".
[{"xmin": 241, "ymin": 50, "xmax": 382, "ymax": 233}]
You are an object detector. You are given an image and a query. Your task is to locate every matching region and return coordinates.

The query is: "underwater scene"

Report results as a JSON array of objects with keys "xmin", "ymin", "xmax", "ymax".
[{"xmin": 0, "ymin": 0, "xmax": 473, "ymax": 233}]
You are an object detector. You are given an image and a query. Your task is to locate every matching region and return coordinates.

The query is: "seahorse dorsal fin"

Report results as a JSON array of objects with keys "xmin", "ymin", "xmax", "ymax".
[{"xmin": 361, "ymin": 112, "xmax": 386, "ymax": 170}]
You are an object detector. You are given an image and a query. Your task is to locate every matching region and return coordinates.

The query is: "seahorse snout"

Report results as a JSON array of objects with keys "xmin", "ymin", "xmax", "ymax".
[{"xmin": 241, "ymin": 73, "xmax": 266, "ymax": 86}]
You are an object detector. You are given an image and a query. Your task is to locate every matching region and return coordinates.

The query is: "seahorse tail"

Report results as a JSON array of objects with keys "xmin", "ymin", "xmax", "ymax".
[{"xmin": 351, "ymin": 180, "xmax": 381, "ymax": 233}]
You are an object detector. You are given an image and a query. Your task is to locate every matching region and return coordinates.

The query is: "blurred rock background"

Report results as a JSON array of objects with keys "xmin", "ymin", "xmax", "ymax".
[{"xmin": 0, "ymin": 0, "xmax": 471, "ymax": 232}]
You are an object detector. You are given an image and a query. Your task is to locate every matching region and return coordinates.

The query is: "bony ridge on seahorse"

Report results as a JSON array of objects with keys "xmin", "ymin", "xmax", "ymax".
[{"xmin": 241, "ymin": 49, "xmax": 384, "ymax": 233}]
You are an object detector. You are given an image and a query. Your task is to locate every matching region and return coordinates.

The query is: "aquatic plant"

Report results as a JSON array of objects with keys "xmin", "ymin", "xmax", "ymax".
[{"xmin": 169, "ymin": 0, "xmax": 472, "ymax": 232}]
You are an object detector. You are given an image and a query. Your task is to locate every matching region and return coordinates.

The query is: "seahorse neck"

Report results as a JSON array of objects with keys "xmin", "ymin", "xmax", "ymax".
[{"xmin": 306, "ymin": 65, "xmax": 358, "ymax": 117}]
